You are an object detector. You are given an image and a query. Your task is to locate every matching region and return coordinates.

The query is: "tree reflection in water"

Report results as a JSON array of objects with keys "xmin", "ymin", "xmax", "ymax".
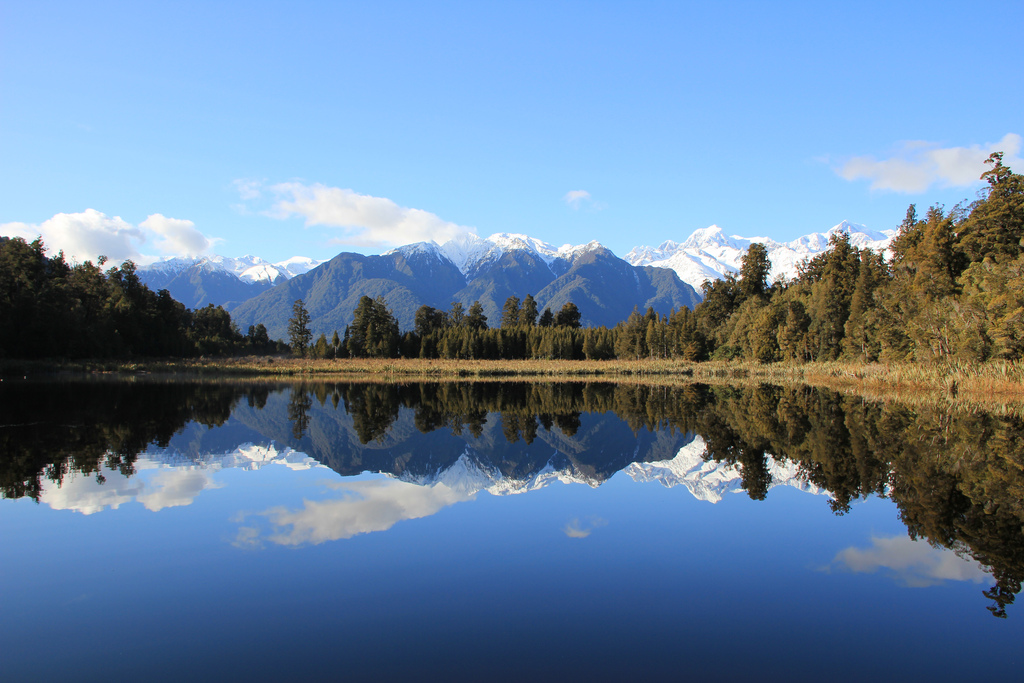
[{"xmin": 2, "ymin": 378, "xmax": 1022, "ymax": 617}]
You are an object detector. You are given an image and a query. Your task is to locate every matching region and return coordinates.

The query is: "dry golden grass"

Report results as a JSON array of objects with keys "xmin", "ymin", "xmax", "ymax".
[{"xmin": 7, "ymin": 356, "xmax": 1023, "ymax": 412}]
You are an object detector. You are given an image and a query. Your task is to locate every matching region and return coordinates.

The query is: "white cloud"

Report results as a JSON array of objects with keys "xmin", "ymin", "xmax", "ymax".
[
  {"xmin": 0, "ymin": 209, "xmax": 218, "ymax": 264},
  {"xmin": 831, "ymin": 535, "xmax": 989, "ymax": 587},
  {"xmin": 1, "ymin": 209, "xmax": 145, "ymax": 264},
  {"xmin": 836, "ymin": 133, "xmax": 1023, "ymax": 193},
  {"xmin": 562, "ymin": 189, "xmax": 606, "ymax": 211},
  {"xmin": 140, "ymin": 214, "xmax": 215, "ymax": 257},
  {"xmin": 563, "ymin": 516, "xmax": 607, "ymax": 539},
  {"xmin": 238, "ymin": 478, "xmax": 472, "ymax": 547},
  {"xmin": 232, "ymin": 178, "xmax": 264, "ymax": 201},
  {"xmin": 563, "ymin": 189, "xmax": 592, "ymax": 209},
  {"xmin": 249, "ymin": 181, "xmax": 473, "ymax": 248}
]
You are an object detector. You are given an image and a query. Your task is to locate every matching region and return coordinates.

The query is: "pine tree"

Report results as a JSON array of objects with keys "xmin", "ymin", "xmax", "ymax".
[
  {"xmin": 501, "ymin": 296, "xmax": 521, "ymax": 328},
  {"xmin": 519, "ymin": 294, "xmax": 538, "ymax": 326},
  {"xmin": 740, "ymin": 243, "xmax": 771, "ymax": 299},
  {"xmin": 466, "ymin": 300, "xmax": 488, "ymax": 330},
  {"xmin": 287, "ymin": 299, "xmax": 312, "ymax": 357},
  {"xmin": 554, "ymin": 302, "xmax": 581, "ymax": 328}
]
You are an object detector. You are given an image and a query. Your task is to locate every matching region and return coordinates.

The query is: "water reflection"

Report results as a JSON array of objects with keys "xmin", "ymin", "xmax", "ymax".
[
  {"xmin": 831, "ymin": 535, "xmax": 988, "ymax": 587},
  {"xmin": 2, "ymin": 378, "xmax": 1023, "ymax": 617},
  {"xmin": 234, "ymin": 478, "xmax": 472, "ymax": 547}
]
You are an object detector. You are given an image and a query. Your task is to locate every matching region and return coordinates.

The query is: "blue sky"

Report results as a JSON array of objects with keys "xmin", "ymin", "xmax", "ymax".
[{"xmin": 2, "ymin": 0, "xmax": 1021, "ymax": 265}]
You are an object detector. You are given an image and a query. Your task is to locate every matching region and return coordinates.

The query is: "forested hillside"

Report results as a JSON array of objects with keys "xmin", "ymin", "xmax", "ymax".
[
  {"xmin": 687, "ymin": 153, "xmax": 1024, "ymax": 363},
  {"xmin": 0, "ymin": 238, "xmax": 279, "ymax": 359}
]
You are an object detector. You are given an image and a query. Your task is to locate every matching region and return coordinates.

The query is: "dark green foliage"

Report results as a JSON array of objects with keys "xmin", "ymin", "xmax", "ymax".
[
  {"xmin": 680, "ymin": 154, "xmax": 1024, "ymax": 364},
  {"xmin": 347, "ymin": 296, "xmax": 400, "ymax": 358},
  {"xmin": 466, "ymin": 300, "xmax": 488, "ymax": 331},
  {"xmin": 0, "ymin": 237, "xmax": 270, "ymax": 359},
  {"xmin": 501, "ymin": 295, "xmax": 521, "ymax": 328},
  {"xmin": 519, "ymin": 294, "xmax": 538, "ymax": 326},
  {"xmin": 554, "ymin": 301, "xmax": 581, "ymax": 328},
  {"xmin": 739, "ymin": 243, "xmax": 771, "ymax": 299},
  {"xmin": 957, "ymin": 153, "xmax": 1024, "ymax": 264},
  {"xmin": 288, "ymin": 299, "xmax": 313, "ymax": 357}
]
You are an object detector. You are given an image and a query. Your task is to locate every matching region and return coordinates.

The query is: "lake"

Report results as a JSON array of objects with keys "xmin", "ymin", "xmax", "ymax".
[{"xmin": 2, "ymin": 378, "xmax": 1022, "ymax": 681}]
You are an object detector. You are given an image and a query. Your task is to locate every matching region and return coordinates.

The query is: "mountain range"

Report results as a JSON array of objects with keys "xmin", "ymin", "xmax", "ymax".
[
  {"xmin": 227, "ymin": 234, "xmax": 701, "ymax": 338},
  {"xmin": 138, "ymin": 222, "xmax": 894, "ymax": 338},
  {"xmin": 139, "ymin": 254, "xmax": 324, "ymax": 310},
  {"xmin": 624, "ymin": 220, "xmax": 895, "ymax": 290}
]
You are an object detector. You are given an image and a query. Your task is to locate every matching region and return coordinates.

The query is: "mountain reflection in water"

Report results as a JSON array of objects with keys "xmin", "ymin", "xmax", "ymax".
[{"xmin": 3, "ymin": 378, "xmax": 1023, "ymax": 620}]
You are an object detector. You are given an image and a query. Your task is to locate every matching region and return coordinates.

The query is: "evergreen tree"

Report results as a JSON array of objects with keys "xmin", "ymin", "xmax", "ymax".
[
  {"xmin": 739, "ymin": 243, "xmax": 771, "ymax": 299},
  {"xmin": 554, "ymin": 302, "xmax": 581, "ymax": 328},
  {"xmin": 415, "ymin": 305, "xmax": 448, "ymax": 336},
  {"xmin": 288, "ymin": 299, "xmax": 313, "ymax": 357},
  {"xmin": 466, "ymin": 300, "xmax": 488, "ymax": 331},
  {"xmin": 958, "ymin": 153, "xmax": 1024, "ymax": 264},
  {"xmin": 348, "ymin": 296, "xmax": 399, "ymax": 358},
  {"xmin": 501, "ymin": 295, "xmax": 521, "ymax": 328},
  {"xmin": 448, "ymin": 301, "xmax": 466, "ymax": 328},
  {"xmin": 519, "ymin": 294, "xmax": 539, "ymax": 326},
  {"xmin": 313, "ymin": 332, "xmax": 329, "ymax": 358}
]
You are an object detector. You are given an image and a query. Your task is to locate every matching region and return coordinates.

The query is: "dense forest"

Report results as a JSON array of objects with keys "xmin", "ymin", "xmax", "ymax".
[
  {"xmin": 297, "ymin": 153, "xmax": 1022, "ymax": 363},
  {"xmin": 0, "ymin": 237, "xmax": 283, "ymax": 359}
]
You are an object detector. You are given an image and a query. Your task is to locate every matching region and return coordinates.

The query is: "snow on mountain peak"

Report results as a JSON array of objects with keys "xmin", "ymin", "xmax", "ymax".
[
  {"xmin": 141, "ymin": 253, "xmax": 325, "ymax": 285},
  {"xmin": 680, "ymin": 224, "xmax": 734, "ymax": 250},
  {"xmin": 385, "ymin": 241, "xmax": 449, "ymax": 261},
  {"xmin": 436, "ymin": 232, "xmax": 609, "ymax": 276},
  {"xmin": 626, "ymin": 220, "xmax": 896, "ymax": 291}
]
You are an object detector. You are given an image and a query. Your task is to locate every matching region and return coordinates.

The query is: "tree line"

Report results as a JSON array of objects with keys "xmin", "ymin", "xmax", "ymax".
[
  {"xmin": 0, "ymin": 238, "xmax": 285, "ymax": 359},
  {"xmin": 689, "ymin": 152, "xmax": 1024, "ymax": 363},
  {"xmin": 297, "ymin": 153, "xmax": 1023, "ymax": 363}
]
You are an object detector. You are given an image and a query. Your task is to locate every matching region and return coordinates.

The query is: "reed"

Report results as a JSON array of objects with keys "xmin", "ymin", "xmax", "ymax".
[{"xmin": 6, "ymin": 356, "xmax": 1022, "ymax": 411}]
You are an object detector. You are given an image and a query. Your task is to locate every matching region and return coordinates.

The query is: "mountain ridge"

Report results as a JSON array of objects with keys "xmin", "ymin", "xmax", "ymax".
[{"xmin": 139, "ymin": 221, "xmax": 893, "ymax": 334}]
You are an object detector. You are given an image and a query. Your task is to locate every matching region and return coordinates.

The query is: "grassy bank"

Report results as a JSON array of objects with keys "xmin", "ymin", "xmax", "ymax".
[{"xmin": 7, "ymin": 356, "xmax": 1022, "ymax": 409}]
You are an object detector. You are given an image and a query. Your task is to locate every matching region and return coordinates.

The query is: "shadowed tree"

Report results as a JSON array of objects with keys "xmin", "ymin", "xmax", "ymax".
[{"xmin": 287, "ymin": 299, "xmax": 312, "ymax": 357}]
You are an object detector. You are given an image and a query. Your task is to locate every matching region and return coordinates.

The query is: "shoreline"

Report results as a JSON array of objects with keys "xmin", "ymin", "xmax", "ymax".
[{"xmin": 4, "ymin": 356, "xmax": 1023, "ymax": 411}]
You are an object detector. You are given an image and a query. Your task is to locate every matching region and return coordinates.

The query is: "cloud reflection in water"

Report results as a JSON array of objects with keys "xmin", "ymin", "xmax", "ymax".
[
  {"xmin": 235, "ymin": 478, "xmax": 474, "ymax": 547},
  {"xmin": 831, "ymin": 535, "xmax": 989, "ymax": 587}
]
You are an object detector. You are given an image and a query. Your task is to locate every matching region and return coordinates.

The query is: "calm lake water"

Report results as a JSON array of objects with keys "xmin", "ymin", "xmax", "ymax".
[{"xmin": 2, "ymin": 379, "xmax": 1022, "ymax": 681}]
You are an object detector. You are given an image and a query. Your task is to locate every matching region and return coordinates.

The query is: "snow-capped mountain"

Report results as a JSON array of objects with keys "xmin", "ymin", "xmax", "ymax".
[
  {"xmin": 625, "ymin": 221, "xmax": 895, "ymax": 291},
  {"xmin": 142, "ymin": 254, "xmax": 323, "ymax": 284},
  {"xmin": 138, "ymin": 220, "xmax": 894, "ymax": 324},
  {"xmin": 138, "ymin": 254, "xmax": 325, "ymax": 310},
  {"xmin": 386, "ymin": 232, "xmax": 607, "ymax": 278},
  {"xmin": 235, "ymin": 232, "xmax": 700, "ymax": 337}
]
